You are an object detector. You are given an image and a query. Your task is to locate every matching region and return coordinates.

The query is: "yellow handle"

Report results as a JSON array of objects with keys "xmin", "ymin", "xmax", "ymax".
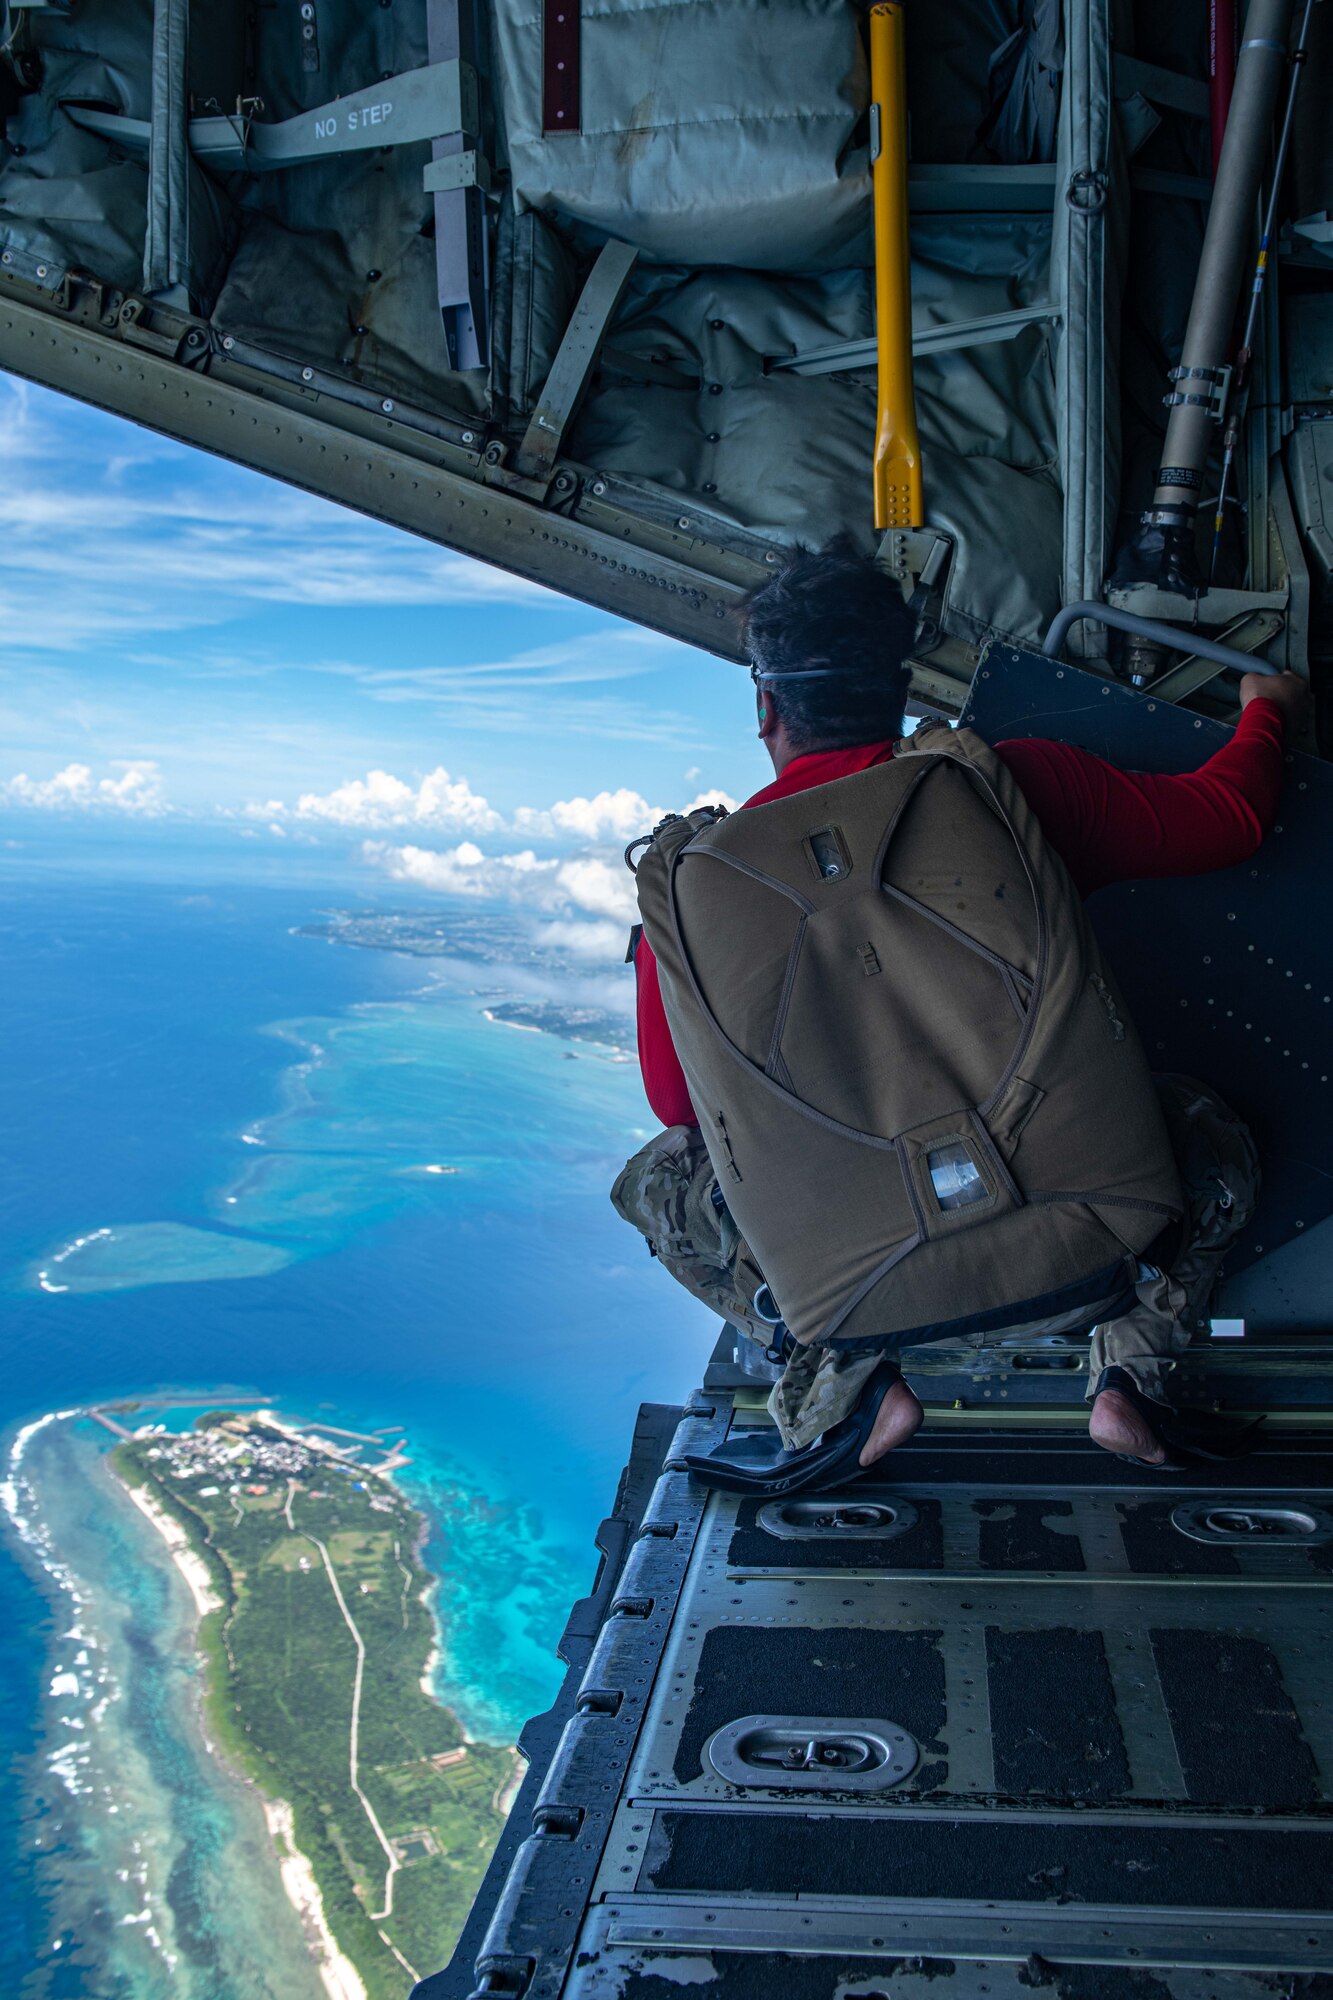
[{"xmin": 870, "ymin": 2, "xmax": 923, "ymax": 531}]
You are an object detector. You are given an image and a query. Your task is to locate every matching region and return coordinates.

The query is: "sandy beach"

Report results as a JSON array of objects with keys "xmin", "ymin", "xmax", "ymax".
[
  {"xmin": 123, "ymin": 1480, "xmax": 223, "ymax": 1618},
  {"xmin": 118, "ymin": 1450, "xmax": 372, "ymax": 1999},
  {"xmin": 265, "ymin": 1801, "xmax": 369, "ymax": 2000}
]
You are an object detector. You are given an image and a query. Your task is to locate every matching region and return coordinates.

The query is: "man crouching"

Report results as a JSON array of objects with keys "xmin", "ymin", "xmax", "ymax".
[{"xmin": 614, "ymin": 540, "xmax": 1303, "ymax": 1495}]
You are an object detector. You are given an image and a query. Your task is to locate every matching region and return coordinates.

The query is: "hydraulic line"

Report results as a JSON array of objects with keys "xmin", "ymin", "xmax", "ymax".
[
  {"xmin": 1145, "ymin": 0, "xmax": 1295, "ymax": 591},
  {"xmin": 1208, "ymin": 0, "xmax": 1315, "ymax": 581},
  {"xmin": 870, "ymin": 0, "xmax": 922, "ymax": 531}
]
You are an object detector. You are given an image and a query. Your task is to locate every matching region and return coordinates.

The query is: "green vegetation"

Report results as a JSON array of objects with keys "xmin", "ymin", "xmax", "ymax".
[{"xmin": 113, "ymin": 1417, "xmax": 518, "ymax": 1998}]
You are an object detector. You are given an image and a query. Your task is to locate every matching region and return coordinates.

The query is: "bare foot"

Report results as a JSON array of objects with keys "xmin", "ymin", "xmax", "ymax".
[
  {"xmin": 1089, "ymin": 1387, "xmax": 1167, "ymax": 1464},
  {"xmin": 859, "ymin": 1378, "xmax": 925, "ymax": 1469}
]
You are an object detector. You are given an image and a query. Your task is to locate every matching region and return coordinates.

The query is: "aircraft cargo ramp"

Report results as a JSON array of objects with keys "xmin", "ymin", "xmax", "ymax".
[{"xmin": 420, "ymin": 1360, "xmax": 1333, "ymax": 2000}]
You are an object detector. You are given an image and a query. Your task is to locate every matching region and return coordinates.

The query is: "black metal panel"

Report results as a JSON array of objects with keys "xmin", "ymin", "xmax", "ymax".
[
  {"xmin": 641, "ymin": 1811, "xmax": 1333, "ymax": 1910},
  {"xmin": 807, "ymin": 1429, "xmax": 1333, "ymax": 1486},
  {"xmin": 986, "ymin": 1626, "xmax": 1131, "ymax": 1798},
  {"xmin": 413, "ymin": 1400, "xmax": 685, "ymax": 2000},
  {"xmin": 672, "ymin": 1626, "xmax": 948, "ymax": 1788},
  {"xmin": 1150, "ymin": 1628, "xmax": 1322, "ymax": 1808},
  {"xmin": 961, "ymin": 646, "xmax": 1333, "ymax": 1320},
  {"xmin": 541, "ymin": 0, "xmax": 581, "ymax": 133}
]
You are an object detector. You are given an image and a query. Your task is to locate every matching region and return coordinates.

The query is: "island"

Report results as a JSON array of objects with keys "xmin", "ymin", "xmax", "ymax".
[
  {"xmin": 299, "ymin": 909, "xmax": 634, "ymax": 1053},
  {"xmin": 110, "ymin": 1411, "xmax": 519, "ymax": 1998}
]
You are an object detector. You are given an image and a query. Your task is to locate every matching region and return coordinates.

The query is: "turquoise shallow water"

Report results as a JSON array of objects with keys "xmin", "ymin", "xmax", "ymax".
[
  {"xmin": 7, "ymin": 1413, "xmax": 326, "ymax": 2000},
  {"xmin": 0, "ymin": 863, "xmax": 716, "ymax": 1994}
]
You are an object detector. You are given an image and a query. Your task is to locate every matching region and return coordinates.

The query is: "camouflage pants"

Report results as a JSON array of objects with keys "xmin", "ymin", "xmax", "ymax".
[
  {"xmin": 611, "ymin": 1077, "xmax": 1259, "ymax": 1451},
  {"xmin": 610, "ymin": 1124, "xmax": 774, "ymax": 1345},
  {"xmin": 1084, "ymin": 1073, "xmax": 1260, "ymax": 1404}
]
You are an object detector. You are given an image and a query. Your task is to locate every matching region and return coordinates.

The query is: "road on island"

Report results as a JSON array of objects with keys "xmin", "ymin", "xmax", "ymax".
[{"xmin": 291, "ymin": 1486, "xmax": 402, "ymax": 1929}]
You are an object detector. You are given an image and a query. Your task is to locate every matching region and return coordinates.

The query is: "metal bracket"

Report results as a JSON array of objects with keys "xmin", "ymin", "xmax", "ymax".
[
  {"xmin": 1164, "ymin": 360, "xmax": 1232, "ymax": 422},
  {"xmin": 877, "ymin": 525, "xmax": 950, "ymax": 585},
  {"xmin": 908, "ymin": 162, "xmax": 1056, "ymax": 211},
  {"xmin": 1148, "ymin": 609, "xmax": 1286, "ymax": 703},
  {"xmin": 510, "ymin": 238, "xmax": 638, "ymax": 484},
  {"xmin": 1107, "ymin": 581, "xmax": 1289, "ymax": 625},
  {"xmin": 1112, "ymin": 53, "xmax": 1210, "ymax": 119},
  {"xmin": 768, "ymin": 302, "xmax": 1060, "ymax": 378},
  {"xmin": 299, "ymin": 0, "xmax": 320, "ymax": 74},
  {"xmin": 113, "ymin": 295, "xmax": 190, "ymax": 357},
  {"xmin": 427, "ymin": 0, "xmax": 490, "ymax": 371},
  {"xmin": 1268, "ymin": 449, "xmax": 1313, "ymax": 676},
  {"xmin": 63, "ymin": 59, "xmax": 478, "ymax": 172},
  {"xmin": 423, "ymin": 148, "xmax": 490, "ymax": 194}
]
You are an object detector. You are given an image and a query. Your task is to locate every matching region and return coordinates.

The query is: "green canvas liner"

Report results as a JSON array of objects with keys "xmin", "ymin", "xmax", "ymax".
[{"xmin": 0, "ymin": 0, "xmax": 1162, "ymax": 668}]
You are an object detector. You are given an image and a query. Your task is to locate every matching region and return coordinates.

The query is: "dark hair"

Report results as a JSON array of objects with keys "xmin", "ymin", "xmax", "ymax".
[{"xmin": 741, "ymin": 535, "xmax": 916, "ymax": 754}]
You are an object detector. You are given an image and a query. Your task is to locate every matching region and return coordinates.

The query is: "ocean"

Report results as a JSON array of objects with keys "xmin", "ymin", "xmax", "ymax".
[{"xmin": 0, "ymin": 850, "xmax": 717, "ymax": 1995}]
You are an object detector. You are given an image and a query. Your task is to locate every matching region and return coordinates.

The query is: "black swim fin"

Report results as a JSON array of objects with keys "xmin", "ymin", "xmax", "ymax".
[{"xmin": 682, "ymin": 1360, "xmax": 905, "ymax": 1497}]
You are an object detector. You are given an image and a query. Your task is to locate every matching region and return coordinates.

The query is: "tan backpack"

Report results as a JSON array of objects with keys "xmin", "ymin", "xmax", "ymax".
[{"xmin": 632, "ymin": 725, "xmax": 1183, "ymax": 1352}]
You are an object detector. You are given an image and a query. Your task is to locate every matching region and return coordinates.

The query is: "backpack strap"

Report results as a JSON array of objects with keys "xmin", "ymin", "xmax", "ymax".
[{"xmin": 624, "ymin": 802, "xmax": 730, "ymax": 876}]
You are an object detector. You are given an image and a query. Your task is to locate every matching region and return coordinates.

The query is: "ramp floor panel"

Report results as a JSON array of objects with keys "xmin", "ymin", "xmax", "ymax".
[
  {"xmin": 622, "ymin": 1553, "xmax": 1333, "ymax": 1809},
  {"xmin": 424, "ymin": 1398, "xmax": 1333, "ymax": 2000},
  {"xmin": 710, "ymin": 1429, "xmax": 1333, "ymax": 1491},
  {"xmin": 718, "ymin": 1486, "xmax": 1333, "ymax": 1581},
  {"xmin": 560, "ymin": 1918, "xmax": 1333, "ymax": 2000},
  {"xmin": 638, "ymin": 1812, "xmax": 1333, "ymax": 1910}
]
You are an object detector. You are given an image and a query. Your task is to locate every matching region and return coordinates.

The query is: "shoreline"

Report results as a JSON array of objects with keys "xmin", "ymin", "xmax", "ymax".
[
  {"xmin": 10, "ymin": 1402, "xmax": 526, "ymax": 1992},
  {"xmin": 122, "ymin": 1477, "xmax": 223, "ymax": 1619},
  {"xmin": 111, "ymin": 1442, "xmax": 383, "ymax": 2000},
  {"xmin": 3, "ymin": 1409, "xmax": 336, "ymax": 1994},
  {"xmin": 265, "ymin": 1802, "xmax": 369, "ymax": 2000}
]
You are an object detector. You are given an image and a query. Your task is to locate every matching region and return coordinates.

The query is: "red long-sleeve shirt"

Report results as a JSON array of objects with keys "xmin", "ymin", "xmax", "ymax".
[{"xmin": 635, "ymin": 699, "xmax": 1287, "ymax": 1128}]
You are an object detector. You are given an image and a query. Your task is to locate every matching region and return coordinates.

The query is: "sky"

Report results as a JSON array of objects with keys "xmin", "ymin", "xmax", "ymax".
[{"xmin": 0, "ymin": 371, "xmax": 766, "ymax": 931}]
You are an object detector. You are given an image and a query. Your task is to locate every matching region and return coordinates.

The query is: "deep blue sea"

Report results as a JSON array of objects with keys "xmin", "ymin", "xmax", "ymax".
[{"xmin": 0, "ymin": 848, "xmax": 716, "ymax": 1995}]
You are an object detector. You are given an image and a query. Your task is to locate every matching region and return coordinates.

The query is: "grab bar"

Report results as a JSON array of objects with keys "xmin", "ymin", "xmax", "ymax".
[{"xmin": 1042, "ymin": 600, "xmax": 1279, "ymax": 675}]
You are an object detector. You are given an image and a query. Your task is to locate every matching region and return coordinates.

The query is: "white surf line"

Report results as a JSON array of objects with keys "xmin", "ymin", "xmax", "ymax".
[{"xmin": 302, "ymin": 1530, "xmax": 400, "ymax": 1923}]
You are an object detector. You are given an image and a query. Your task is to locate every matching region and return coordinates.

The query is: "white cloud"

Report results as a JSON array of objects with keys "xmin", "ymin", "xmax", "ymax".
[
  {"xmin": 363, "ymin": 838, "xmax": 640, "ymax": 926},
  {"xmin": 512, "ymin": 788, "xmax": 655, "ymax": 844},
  {"xmin": 3, "ymin": 759, "xmax": 167, "ymax": 815},
  {"xmin": 289, "ymin": 766, "xmax": 501, "ymax": 832},
  {"xmin": 5, "ymin": 763, "xmax": 95, "ymax": 808},
  {"xmin": 537, "ymin": 919, "xmax": 629, "ymax": 959},
  {"xmin": 514, "ymin": 785, "xmax": 739, "ymax": 841},
  {"xmin": 552, "ymin": 854, "xmax": 638, "ymax": 923},
  {"xmin": 363, "ymin": 839, "xmax": 563, "ymax": 905},
  {"xmin": 354, "ymin": 773, "xmax": 744, "ymax": 956},
  {"xmin": 251, "ymin": 769, "xmax": 737, "ymax": 842},
  {"xmin": 683, "ymin": 789, "xmax": 741, "ymax": 817}
]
